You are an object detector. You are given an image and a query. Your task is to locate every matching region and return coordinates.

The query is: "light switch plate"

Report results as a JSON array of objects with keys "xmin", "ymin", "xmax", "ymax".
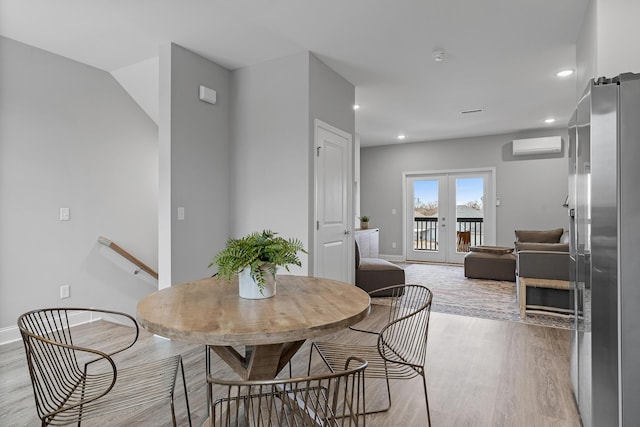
[{"xmin": 60, "ymin": 207, "xmax": 70, "ymax": 221}]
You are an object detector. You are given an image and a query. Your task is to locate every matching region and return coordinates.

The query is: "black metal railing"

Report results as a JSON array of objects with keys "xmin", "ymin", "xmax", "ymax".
[
  {"xmin": 413, "ymin": 217, "xmax": 483, "ymax": 251},
  {"xmin": 414, "ymin": 217, "xmax": 438, "ymax": 250},
  {"xmin": 456, "ymin": 217, "xmax": 484, "ymax": 247}
]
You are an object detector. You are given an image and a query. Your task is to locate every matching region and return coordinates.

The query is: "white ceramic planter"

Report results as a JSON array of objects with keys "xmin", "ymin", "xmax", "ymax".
[{"xmin": 238, "ymin": 267, "xmax": 276, "ymax": 299}]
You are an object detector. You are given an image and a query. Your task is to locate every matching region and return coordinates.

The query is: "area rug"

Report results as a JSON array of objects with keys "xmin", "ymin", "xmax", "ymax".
[{"xmin": 395, "ymin": 263, "xmax": 572, "ymax": 329}]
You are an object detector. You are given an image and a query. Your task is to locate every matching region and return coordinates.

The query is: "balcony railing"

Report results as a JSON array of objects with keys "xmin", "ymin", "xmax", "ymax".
[{"xmin": 413, "ymin": 217, "xmax": 483, "ymax": 251}]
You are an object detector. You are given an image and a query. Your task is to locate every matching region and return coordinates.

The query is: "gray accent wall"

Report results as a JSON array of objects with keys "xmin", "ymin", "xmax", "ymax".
[
  {"xmin": 308, "ymin": 54, "xmax": 356, "ymax": 273},
  {"xmin": 159, "ymin": 43, "xmax": 231, "ymax": 286},
  {"xmin": 308, "ymin": 54, "xmax": 355, "ymax": 138},
  {"xmin": 360, "ymin": 129, "xmax": 569, "ymax": 257},
  {"xmin": 0, "ymin": 36, "xmax": 159, "ymax": 328}
]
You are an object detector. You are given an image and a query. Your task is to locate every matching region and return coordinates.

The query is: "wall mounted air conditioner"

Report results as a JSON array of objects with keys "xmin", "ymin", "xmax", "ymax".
[{"xmin": 512, "ymin": 136, "xmax": 562, "ymax": 156}]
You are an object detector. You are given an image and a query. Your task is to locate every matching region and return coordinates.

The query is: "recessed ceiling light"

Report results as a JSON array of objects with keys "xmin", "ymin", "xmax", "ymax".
[
  {"xmin": 556, "ymin": 69, "xmax": 574, "ymax": 77},
  {"xmin": 397, "ymin": 134, "xmax": 406, "ymax": 140},
  {"xmin": 545, "ymin": 118, "xmax": 556, "ymax": 124},
  {"xmin": 353, "ymin": 104, "xmax": 360, "ymax": 110}
]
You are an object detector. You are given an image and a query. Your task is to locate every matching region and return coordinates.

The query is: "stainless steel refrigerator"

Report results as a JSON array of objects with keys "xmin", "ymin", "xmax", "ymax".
[{"xmin": 568, "ymin": 72, "xmax": 640, "ymax": 427}]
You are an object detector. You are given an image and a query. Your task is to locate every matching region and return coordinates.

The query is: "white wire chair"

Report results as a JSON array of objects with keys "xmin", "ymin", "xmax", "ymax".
[
  {"xmin": 310, "ymin": 284, "xmax": 433, "ymax": 425},
  {"xmin": 17, "ymin": 308, "xmax": 192, "ymax": 426},
  {"xmin": 207, "ymin": 357, "xmax": 367, "ymax": 426}
]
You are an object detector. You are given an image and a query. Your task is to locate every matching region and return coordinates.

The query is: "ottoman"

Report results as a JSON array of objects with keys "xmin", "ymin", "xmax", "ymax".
[{"xmin": 464, "ymin": 246, "xmax": 516, "ymax": 282}]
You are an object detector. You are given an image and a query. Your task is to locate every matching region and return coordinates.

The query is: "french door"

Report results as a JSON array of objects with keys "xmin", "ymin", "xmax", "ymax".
[{"xmin": 405, "ymin": 169, "xmax": 495, "ymax": 264}]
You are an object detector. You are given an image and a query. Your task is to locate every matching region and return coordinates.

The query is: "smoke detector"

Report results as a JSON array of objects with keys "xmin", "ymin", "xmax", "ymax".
[{"xmin": 432, "ymin": 50, "xmax": 445, "ymax": 62}]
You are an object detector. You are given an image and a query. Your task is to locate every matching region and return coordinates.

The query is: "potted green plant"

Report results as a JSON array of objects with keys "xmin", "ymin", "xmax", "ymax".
[
  {"xmin": 210, "ymin": 230, "xmax": 307, "ymax": 299},
  {"xmin": 359, "ymin": 215, "xmax": 370, "ymax": 229}
]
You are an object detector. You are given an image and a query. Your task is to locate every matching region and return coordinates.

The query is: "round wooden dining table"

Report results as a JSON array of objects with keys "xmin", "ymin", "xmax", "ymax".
[{"xmin": 136, "ymin": 274, "xmax": 370, "ymax": 380}]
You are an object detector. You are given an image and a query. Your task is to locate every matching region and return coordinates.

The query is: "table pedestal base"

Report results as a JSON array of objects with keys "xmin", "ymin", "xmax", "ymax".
[
  {"xmin": 204, "ymin": 341, "xmax": 307, "ymax": 426},
  {"xmin": 208, "ymin": 341, "xmax": 305, "ymax": 380}
]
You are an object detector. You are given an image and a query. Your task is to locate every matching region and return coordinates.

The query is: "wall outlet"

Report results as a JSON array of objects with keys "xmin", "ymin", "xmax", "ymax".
[
  {"xmin": 392, "ymin": 242, "xmax": 397, "ymax": 249},
  {"xmin": 60, "ymin": 284, "xmax": 70, "ymax": 299}
]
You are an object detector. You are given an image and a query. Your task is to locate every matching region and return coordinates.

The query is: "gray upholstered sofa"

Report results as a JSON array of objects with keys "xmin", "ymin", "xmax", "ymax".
[
  {"xmin": 515, "ymin": 228, "xmax": 572, "ymax": 317},
  {"xmin": 355, "ymin": 242, "xmax": 404, "ymax": 295}
]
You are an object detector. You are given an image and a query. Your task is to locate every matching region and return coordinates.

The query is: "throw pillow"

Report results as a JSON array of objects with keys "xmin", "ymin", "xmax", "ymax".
[
  {"xmin": 514, "ymin": 228, "xmax": 564, "ymax": 243},
  {"xmin": 470, "ymin": 246, "xmax": 514, "ymax": 255}
]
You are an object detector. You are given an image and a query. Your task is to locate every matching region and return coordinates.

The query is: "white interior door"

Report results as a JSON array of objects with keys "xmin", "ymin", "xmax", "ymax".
[
  {"xmin": 314, "ymin": 120, "xmax": 353, "ymax": 283},
  {"xmin": 406, "ymin": 169, "xmax": 495, "ymax": 264}
]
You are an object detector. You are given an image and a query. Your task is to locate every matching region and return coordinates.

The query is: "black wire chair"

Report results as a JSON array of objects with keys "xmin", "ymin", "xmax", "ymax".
[
  {"xmin": 310, "ymin": 284, "xmax": 433, "ymax": 425},
  {"xmin": 208, "ymin": 357, "xmax": 367, "ymax": 426},
  {"xmin": 17, "ymin": 308, "xmax": 192, "ymax": 426}
]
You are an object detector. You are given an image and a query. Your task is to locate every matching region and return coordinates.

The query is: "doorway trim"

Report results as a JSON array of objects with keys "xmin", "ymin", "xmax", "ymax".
[{"xmin": 402, "ymin": 167, "xmax": 497, "ymax": 262}]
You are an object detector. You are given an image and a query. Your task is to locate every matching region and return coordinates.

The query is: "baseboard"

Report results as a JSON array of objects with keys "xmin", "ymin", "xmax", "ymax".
[
  {"xmin": 403, "ymin": 260, "xmax": 464, "ymax": 267},
  {"xmin": 380, "ymin": 254, "xmax": 405, "ymax": 262},
  {"xmin": 0, "ymin": 325, "xmax": 21, "ymax": 345},
  {"xmin": 381, "ymin": 254, "xmax": 464, "ymax": 264},
  {"xmin": 1, "ymin": 310, "xmax": 97, "ymax": 346}
]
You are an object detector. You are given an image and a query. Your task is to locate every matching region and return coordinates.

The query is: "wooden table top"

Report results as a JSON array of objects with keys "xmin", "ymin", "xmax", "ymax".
[{"xmin": 136, "ymin": 275, "xmax": 371, "ymax": 346}]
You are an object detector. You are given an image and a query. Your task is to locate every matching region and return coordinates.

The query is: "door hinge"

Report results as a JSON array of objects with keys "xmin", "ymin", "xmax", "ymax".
[{"xmin": 317, "ymin": 220, "xmax": 320, "ymax": 230}]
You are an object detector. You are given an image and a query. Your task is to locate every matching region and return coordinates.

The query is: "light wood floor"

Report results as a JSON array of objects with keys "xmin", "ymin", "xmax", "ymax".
[{"xmin": 0, "ymin": 307, "xmax": 581, "ymax": 426}]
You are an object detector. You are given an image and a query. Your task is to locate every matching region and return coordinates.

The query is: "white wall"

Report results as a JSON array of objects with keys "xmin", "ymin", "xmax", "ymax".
[
  {"xmin": 230, "ymin": 52, "xmax": 355, "ymax": 276},
  {"xmin": 230, "ymin": 52, "xmax": 310, "ymax": 276},
  {"xmin": 576, "ymin": 0, "xmax": 640, "ymax": 95},
  {"xmin": 110, "ymin": 57, "xmax": 160, "ymax": 124},
  {"xmin": 159, "ymin": 43, "xmax": 231, "ymax": 286},
  {"xmin": 576, "ymin": 0, "xmax": 597, "ymax": 97},
  {"xmin": 0, "ymin": 36, "xmax": 159, "ymax": 331},
  {"xmin": 595, "ymin": 0, "xmax": 640, "ymax": 78},
  {"xmin": 360, "ymin": 128, "xmax": 569, "ymax": 257},
  {"xmin": 0, "ymin": 38, "xmax": 353, "ymax": 334}
]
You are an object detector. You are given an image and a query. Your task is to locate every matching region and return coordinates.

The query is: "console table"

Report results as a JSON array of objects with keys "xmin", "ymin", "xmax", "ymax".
[
  {"xmin": 518, "ymin": 277, "xmax": 571, "ymax": 319},
  {"xmin": 355, "ymin": 228, "xmax": 379, "ymax": 258}
]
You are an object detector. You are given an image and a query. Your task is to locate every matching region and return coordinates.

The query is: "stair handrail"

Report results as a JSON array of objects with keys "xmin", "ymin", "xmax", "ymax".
[{"xmin": 98, "ymin": 236, "xmax": 158, "ymax": 280}]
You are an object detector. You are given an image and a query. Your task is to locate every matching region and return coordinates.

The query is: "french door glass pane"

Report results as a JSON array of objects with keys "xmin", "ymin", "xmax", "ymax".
[
  {"xmin": 413, "ymin": 179, "xmax": 438, "ymax": 251},
  {"xmin": 455, "ymin": 177, "xmax": 484, "ymax": 252}
]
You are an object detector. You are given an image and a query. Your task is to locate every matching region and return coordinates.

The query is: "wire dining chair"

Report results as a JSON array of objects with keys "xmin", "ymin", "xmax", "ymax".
[
  {"xmin": 310, "ymin": 284, "xmax": 433, "ymax": 425},
  {"xmin": 207, "ymin": 357, "xmax": 367, "ymax": 426},
  {"xmin": 17, "ymin": 308, "xmax": 192, "ymax": 426}
]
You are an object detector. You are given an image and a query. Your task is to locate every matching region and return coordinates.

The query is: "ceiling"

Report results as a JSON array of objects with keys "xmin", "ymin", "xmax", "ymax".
[{"xmin": 0, "ymin": 0, "xmax": 589, "ymax": 147}]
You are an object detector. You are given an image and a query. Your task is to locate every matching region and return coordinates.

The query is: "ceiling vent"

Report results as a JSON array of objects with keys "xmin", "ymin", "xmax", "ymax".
[
  {"xmin": 512, "ymin": 136, "xmax": 562, "ymax": 156},
  {"xmin": 460, "ymin": 108, "xmax": 484, "ymax": 115}
]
